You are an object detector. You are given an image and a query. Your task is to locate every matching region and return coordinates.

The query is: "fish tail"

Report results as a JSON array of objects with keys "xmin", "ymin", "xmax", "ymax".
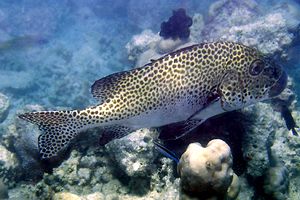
[{"xmin": 19, "ymin": 110, "xmax": 82, "ymax": 159}]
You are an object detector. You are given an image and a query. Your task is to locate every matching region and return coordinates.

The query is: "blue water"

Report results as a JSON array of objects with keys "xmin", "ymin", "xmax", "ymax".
[
  {"xmin": 0, "ymin": 0, "xmax": 216, "ymax": 110},
  {"xmin": 0, "ymin": 0, "xmax": 300, "ymax": 199}
]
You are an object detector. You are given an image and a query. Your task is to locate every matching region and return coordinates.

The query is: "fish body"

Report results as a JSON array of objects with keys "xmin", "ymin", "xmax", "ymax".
[{"xmin": 19, "ymin": 41, "xmax": 287, "ymax": 159}]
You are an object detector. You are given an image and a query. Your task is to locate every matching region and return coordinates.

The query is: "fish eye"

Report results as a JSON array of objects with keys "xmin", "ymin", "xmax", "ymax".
[{"xmin": 249, "ymin": 59, "xmax": 265, "ymax": 76}]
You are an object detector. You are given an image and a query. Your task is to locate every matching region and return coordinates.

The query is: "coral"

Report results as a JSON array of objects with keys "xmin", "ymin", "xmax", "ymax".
[
  {"xmin": 106, "ymin": 128, "xmax": 158, "ymax": 177},
  {"xmin": 53, "ymin": 192, "xmax": 104, "ymax": 200},
  {"xmin": 227, "ymin": 174, "xmax": 240, "ymax": 200},
  {"xmin": 0, "ymin": 93, "xmax": 9, "ymax": 122},
  {"xmin": 177, "ymin": 139, "xmax": 234, "ymax": 199},
  {"xmin": 155, "ymin": 38, "xmax": 185, "ymax": 54},
  {"xmin": 53, "ymin": 192, "xmax": 82, "ymax": 200}
]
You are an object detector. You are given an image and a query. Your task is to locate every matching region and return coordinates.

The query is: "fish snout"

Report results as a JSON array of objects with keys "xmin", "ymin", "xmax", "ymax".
[{"xmin": 268, "ymin": 70, "xmax": 287, "ymax": 97}]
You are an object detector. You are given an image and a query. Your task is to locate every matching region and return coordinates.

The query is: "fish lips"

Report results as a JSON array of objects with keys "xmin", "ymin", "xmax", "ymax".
[{"xmin": 268, "ymin": 70, "xmax": 288, "ymax": 98}]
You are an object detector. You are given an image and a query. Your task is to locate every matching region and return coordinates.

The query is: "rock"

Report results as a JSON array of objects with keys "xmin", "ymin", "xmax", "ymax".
[
  {"xmin": 202, "ymin": 0, "xmax": 259, "ymax": 42},
  {"xmin": 242, "ymin": 103, "xmax": 282, "ymax": 177},
  {"xmin": 178, "ymin": 139, "xmax": 234, "ymax": 199},
  {"xmin": 125, "ymin": 30, "xmax": 160, "ymax": 64},
  {"xmin": 242, "ymin": 101, "xmax": 300, "ymax": 199},
  {"xmin": 0, "ymin": 179, "xmax": 8, "ymax": 199},
  {"xmin": 263, "ymin": 165, "xmax": 289, "ymax": 200},
  {"xmin": 13, "ymin": 105, "xmax": 46, "ymax": 181},
  {"xmin": 106, "ymin": 128, "xmax": 158, "ymax": 177},
  {"xmin": 156, "ymin": 38, "xmax": 185, "ymax": 54},
  {"xmin": 0, "ymin": 93, "xmax": 9, "ymax": 122},
  {"xmin": 0, "ymin": 145, "xmax": 17, "ymax": 169},
  {"xmin": 223, "ymin": 13, "xmax": 294, "ymax": 56},
  {"xmin": 201, "ymin": 0, "xmax": 299, "ymax": 58},
  {"xmin": 77, "ymin": 168, "xmax": 91, "ymax": 185},
  {"xmin": 189, "ymin": 13, "xmax": 205, "ymax": 42}
]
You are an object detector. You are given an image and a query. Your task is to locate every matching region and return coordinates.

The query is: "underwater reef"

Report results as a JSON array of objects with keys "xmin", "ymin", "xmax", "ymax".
[{"xmin": 0, "ymin": 0, "xmax": 300, "ymax": 199}]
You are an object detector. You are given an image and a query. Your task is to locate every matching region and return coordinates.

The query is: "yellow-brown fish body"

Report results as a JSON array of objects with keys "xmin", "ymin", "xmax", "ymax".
[{"xmin": 19, "ymin": 41, "xmax": 287, "ymax": 159}]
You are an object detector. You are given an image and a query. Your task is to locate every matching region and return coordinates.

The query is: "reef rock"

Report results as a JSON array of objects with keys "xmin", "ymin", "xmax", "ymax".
[
  {"xmin": 241, "ymin": 97, "xmax": 300, "ymax": 199},
  {"xmin": 178, "ymin": 139, "xmax": 235, "ymax": 199},
  {"xmin": 0, "ymin": 93, "xmax": 9, "ymax": 122},
  {"xmin": 202, "ymin": 0, "xmax": 299, "ymax": 58},
  {"xmin": 263, "ymin": 165, "xmax": 289, "ymax": 200},
  {"xmin": 106, "ymin": 128, "xmax": 158, "ymax": 177},
  {"xmin": 242, "ymin": 103, "xmax": 283, "ymax": 177}
]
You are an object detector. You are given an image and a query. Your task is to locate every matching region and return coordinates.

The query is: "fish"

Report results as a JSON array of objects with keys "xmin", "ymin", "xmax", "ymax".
[
  {"xmin": 280, "ymin": 105, "xmax": 298, "ymax": 136},
  {"xmin": 19, "ymin": 41, "xmax": 287, "ymax": 159},
  {"xmin": 0, "ymin": 35, "xmax": 48, "ymax": 52},
  {"xmin": 153, "ymin": 140, "xmax": 180, "ymax": 164}
]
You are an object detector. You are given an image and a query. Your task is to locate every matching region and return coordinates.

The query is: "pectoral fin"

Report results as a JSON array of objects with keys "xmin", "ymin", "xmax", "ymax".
[
  {"xmin": 158, "ymin": 90, "xmax": 223, "ymax": 141},
  {"xmin": 158, "ymin": 119, "xmax": 203, "ymax": 141}
]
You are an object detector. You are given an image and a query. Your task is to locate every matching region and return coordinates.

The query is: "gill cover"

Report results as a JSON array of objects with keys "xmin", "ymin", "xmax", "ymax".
[{"xmin": 219, "ymin": 70, "xmax": 244, "ymax": 111}]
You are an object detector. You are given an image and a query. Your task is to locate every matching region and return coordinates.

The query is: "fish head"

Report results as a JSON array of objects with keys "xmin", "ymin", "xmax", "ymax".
[{"xmin": 219, "ymin": 45, "xmax": 287, "ymax": 111}]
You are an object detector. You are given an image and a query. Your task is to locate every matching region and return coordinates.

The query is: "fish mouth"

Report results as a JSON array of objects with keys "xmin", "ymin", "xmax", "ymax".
[{"xmin": 268, "ymin": 70, "xmax": 287, "ymax": 97}]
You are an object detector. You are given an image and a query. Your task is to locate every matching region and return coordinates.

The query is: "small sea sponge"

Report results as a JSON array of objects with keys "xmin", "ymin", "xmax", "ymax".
[
  {"xmin": 178, "ymin": 139, "xmax": 234, "ymax": 198},
  {"xmin": 159, "ymin": 8, "xmax": 192, "ymax": 40}
]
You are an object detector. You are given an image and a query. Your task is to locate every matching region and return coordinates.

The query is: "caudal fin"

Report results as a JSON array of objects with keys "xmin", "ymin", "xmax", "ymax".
[{"xmin": 19, "ymin": 110, "xmax": 80, "ymax": 159}]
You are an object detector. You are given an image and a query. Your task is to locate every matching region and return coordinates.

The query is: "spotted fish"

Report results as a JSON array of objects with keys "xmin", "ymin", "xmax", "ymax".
[{"xmin": 19, "ymin": 41, "xmax": 287, "ymax": 159}]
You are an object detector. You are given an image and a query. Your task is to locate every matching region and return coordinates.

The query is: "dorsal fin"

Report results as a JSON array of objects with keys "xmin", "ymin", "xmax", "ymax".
[{"xmin": 91, "ymin": 71, "xmax": 130, "ymax": 102}]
